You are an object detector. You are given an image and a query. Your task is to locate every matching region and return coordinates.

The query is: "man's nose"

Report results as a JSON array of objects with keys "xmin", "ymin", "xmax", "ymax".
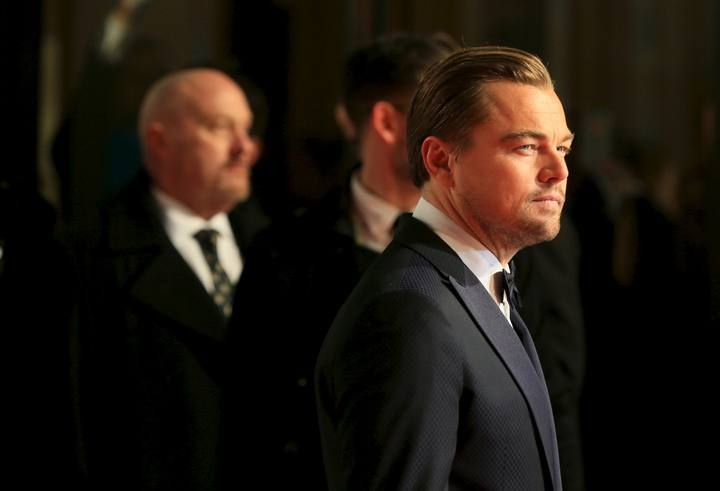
[{"xmin": 538, "ymin": 150, "xmax": 569, "ymax": 183}]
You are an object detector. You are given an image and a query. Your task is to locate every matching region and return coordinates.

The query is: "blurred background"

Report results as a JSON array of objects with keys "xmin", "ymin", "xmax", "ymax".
[
  {"xmin": 3, "ymin": 0, "xmax": 719, "ymax": 488},
  {"xmin": 9, "ymin": 0, "xmax": 716, "ymax": 215}
]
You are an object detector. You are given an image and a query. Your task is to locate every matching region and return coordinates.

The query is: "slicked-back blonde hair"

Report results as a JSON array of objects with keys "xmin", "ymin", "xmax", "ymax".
[{"xmin": 407, "ymin": 46, "xmax": 554, "ymax": 186}]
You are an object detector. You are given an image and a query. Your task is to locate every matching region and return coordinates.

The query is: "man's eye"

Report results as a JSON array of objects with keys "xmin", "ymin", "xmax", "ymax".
[
  {"xmin": 557, "ymin": 146, "xmax": 572, "ymax": 155},
  {"xmin": 215, "ymin": 122, "xmax": 234, "ymax": 132}
]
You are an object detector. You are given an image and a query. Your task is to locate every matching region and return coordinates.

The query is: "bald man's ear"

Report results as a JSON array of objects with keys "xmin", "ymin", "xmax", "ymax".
[
  {"xmin": 371, "ymin": 101, "xmax": 404, "ymax": 145},
  {"xmin": 144, "ymin": 123, "xmax": 169, "ymax": 161},
  {"xmin": 141, "ymin": 123, "xmax": 172, "ymax": 179},
  {"xmin": 421, "ymin": 136, "xmax": 454, "ymax": 188}
]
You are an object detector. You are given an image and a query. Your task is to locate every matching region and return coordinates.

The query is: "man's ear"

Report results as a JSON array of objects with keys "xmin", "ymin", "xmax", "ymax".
[
  {"xmin": 144, "ymin": 122, "xmax": 167, "ymax": 159},
  {"xmin": 421, "ymin": 136, "xmax": 454, "ymax": 188},
  {"xmin": 142, "ymin": 122, "xmax": 170, "ymax": 176},
  {"xmin": 370, "ymin": 101, "xmax": 403, "ymax": 145}
]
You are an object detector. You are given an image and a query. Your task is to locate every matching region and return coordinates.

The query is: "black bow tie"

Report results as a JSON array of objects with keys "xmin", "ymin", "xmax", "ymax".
[{"xmin": 502, "ymin": 267, "xmax": 523, "ymax": 311}]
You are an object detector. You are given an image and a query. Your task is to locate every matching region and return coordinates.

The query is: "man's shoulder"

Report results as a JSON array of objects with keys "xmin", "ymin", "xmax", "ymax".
[
  {"xmin": 319, "ymin": 244, "xmax": 462, "ymax": 367},
  {"xmin": 346, "ymin": 241, "xmax": 448, "ymax": 306},
  {"xmin": 227, "ymin": 196, "xmax": 271, "ymax": 251},
  {"xmin": 298, "ymin": 187, "xmax": 354, "ymax": 237},
  {"xmin": 246, "ymin": 190, "xmax": 356, "ymax": 260}
]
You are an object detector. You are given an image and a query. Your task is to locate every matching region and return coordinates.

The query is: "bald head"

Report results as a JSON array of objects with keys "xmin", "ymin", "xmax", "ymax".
[
  {"xmin": 137, "ymin": 68, "xmax": 257, "ymax": 218},
  {"xmin": 138, "ymin": 68, "xmax": 248, "ymax": 147}
]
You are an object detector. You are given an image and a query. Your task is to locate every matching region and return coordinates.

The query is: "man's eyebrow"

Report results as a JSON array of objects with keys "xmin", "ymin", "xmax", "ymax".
[
  {"xmin": 501, "ymin": 130, "xmax": 545, "ymax": 142},
  {"xmin": 501, "ymin": 130, "xmax": 575, "ymax": 143}
]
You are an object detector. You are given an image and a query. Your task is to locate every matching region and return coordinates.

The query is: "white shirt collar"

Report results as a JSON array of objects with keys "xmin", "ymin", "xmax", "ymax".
[
  {"xmin": 413, "ymin": 197, "xmax": 512, "ymax": 321},
  {"xmin": 350, "ymin": 171, "xmax": 405, "ymax": 253},
  {"xmin": 152, "ymin": 188, "xmax": 234, "ymax": 239},
  {"xmin": 151, "ymin": 188, "xmax": 242, "ymax": 290}
]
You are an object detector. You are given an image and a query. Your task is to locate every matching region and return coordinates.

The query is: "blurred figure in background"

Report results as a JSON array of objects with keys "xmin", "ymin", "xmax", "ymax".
[
  {"xmin": 1, "ymin": 180, "xmax": 82, "ymax": 488},
  {"xmin": 52, "ymin": 0, "xmax": 175, "ymax": 232},
  {"xmin": 221, "ymin": 32, "xmax": 458, "ymax": 490},
  {"xmin": 74, "ymin": 68, "xmax": 266, "ymax": 491},
  {"xmin": 567, "ymin": 133, "xmax": 696, "ymax": 489}
]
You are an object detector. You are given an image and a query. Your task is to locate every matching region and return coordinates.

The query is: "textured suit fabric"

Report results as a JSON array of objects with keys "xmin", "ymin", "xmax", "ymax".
[
  {"xmin": 514, "ymin": 215, "xmax": 585, "ymax": 491},
  {"xmin": 316, "ymin": 217, "xmax": 561, "ymax": 490},
  {"xmin": 221, "ymin": 184, "xmax": 376, "ymax": 490},
  {"xmin": 74, "ymin": 172, "xmax": 267, "ymax": 491}
]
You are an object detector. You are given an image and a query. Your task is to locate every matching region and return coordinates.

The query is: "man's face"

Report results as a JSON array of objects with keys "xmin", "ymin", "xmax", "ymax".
[
  {"xmin": 450, "ymin": 82, "xmax": 573, "ymax": 253},
  {"xmin": 162, "ymin": 74, "xmax": 255, "ymax": 217}
]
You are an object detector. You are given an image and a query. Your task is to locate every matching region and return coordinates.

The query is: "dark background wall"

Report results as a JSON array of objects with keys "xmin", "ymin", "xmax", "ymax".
[
  {"xmin": 2, "ymin": 1, "xmax": 42, "ymax": 186},
  {"xmin": 9, "ymin": 0, "xmax": 711, "ymax": 213}
]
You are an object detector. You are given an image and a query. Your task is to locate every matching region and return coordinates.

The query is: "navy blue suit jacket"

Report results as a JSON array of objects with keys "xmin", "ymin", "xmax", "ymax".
[{"xmin": 316, "ymin": 217, "xmax": 561, "ymax": 490}]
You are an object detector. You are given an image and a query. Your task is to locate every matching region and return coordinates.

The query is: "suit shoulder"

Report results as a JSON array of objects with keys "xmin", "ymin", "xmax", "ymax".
[
  {"xmin": 357, "ymin": 242, "xmax": 450, "ymax": 299},
  {"xmin": 327, "ymin": 246, "xmax": 457, "ymax": 348}
]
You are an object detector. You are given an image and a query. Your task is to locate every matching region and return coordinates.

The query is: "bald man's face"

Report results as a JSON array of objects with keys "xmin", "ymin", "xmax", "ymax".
[{"xmin": 151, "ymin": 72, "xmax": 256, "ymax": 218}]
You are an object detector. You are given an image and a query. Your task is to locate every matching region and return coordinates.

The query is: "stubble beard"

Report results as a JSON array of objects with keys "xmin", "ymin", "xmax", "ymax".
[
  {"xmin": 508, "ymin": 206, "xmax": 563, "ymax": 249},
  {"xmin": 473, "ymin": 206, "xmax": 563, "ymax": 255}
]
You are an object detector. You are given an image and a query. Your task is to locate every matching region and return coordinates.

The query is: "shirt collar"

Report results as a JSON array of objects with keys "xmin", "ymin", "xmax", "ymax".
[
  {"xmin": 412, "ymin": 197, "xmax": 508, "ymax": 289},
  {"xmin": 350, "ymin": 171, "xmax": 404, "ymax": 252},
  {"xmin": 152, "ymin": 188, "xmax": 233, "ymax": 239}
]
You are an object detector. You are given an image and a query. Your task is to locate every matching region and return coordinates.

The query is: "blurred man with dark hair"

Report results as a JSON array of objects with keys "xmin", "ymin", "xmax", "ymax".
[{"xmin": 222, "ymin": 32, "xmax": 457, "ymax": 490}]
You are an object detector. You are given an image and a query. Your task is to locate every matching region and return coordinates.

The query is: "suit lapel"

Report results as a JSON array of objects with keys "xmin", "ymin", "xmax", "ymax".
[
  {"xmin": 449, "ymin": 279, "xmax": 560, "ymax": 490},
  {"xmin": 395, "ymin": 217, "xmax": 561, "ymax": 490},
  {"xmin": 510, "ymin": 309, "xmax": 562, "ymax": 488},
  {"xmin": 106, "ymin": 174, "xmax": 227, "ymax": 342},
  {"xmin": 128, "ymin": 246, "xmax": 226, "ymax": 342}
]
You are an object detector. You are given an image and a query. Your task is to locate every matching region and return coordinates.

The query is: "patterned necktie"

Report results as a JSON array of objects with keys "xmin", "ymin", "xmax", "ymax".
[{"xmin": 194, "ymin": 228, "xmax": 234, "ymax": 319}]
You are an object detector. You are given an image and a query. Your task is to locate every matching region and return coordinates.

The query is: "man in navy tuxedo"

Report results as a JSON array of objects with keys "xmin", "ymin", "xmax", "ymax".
[{"xmin": 316, "ymin": 46, "xmax": 573, "ymax": 490}]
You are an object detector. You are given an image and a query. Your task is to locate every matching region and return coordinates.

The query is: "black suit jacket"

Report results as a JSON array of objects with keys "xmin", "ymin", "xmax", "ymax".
[
  {"xmin": 514, "ymin": 215, "xmax": 585, "ymax": 491},
  {"xmin": 222, "ymin": 185, "xmax": 377, "ymax": 489},
  {"xmin": 75, "ymin": 172, "xmax": 267, "ymax": 491},
  {"xmin": 315, "ymin": 217, "xmax": 561, "ymax": 491}
]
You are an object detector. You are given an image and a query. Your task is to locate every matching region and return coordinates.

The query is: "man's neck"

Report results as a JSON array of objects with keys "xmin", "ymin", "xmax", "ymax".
[
  {"xmin": 357, "ymin": 161, "xmax": 419, "ymax": 212},
  {"xmin": 421, "ymin": 189, "xmax": 516, "ymax": 266}
]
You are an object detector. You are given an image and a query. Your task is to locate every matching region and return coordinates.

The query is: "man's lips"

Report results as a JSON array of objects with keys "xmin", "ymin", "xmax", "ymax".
[{"xmin": 532, "ymin": 193, "xmax": 564, "ymax": 206}]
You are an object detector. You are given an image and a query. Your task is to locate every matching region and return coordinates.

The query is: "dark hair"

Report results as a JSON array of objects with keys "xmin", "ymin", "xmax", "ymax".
[
  {"xmin": 407, "ymin": 46, "xmax": 554, "ymax": 186},
  {"xmin": 341, "ymin": 32, "xmax": 459, "ymax": 134}
]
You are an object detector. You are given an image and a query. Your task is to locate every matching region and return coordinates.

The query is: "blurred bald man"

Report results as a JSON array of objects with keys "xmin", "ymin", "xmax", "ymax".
[{"xmin": 74, "ymin": 68, "xmax": 268, "ymax": 491}]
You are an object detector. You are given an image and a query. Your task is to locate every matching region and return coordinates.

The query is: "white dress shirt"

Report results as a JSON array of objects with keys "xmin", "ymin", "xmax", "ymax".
[
  {"xmin": 153, "ymin": 189, "xmax": 242, "ymax": 294},
  {"xmin": 413, "ymin": 197, "xmax": 512, "ymax": 323}
]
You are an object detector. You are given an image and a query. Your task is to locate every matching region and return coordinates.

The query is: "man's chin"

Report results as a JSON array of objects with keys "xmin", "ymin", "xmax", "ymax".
[
  {"xmin": 219, "ymin": 184, "xmax": 251, "ymax": 208},
  {"xmin": 521, "ymin": 218, "xmax": 561, "ymax": 246},
  {"xmin": 539, "ymin": 220, "xmax": 562, "ymax": 242}
]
